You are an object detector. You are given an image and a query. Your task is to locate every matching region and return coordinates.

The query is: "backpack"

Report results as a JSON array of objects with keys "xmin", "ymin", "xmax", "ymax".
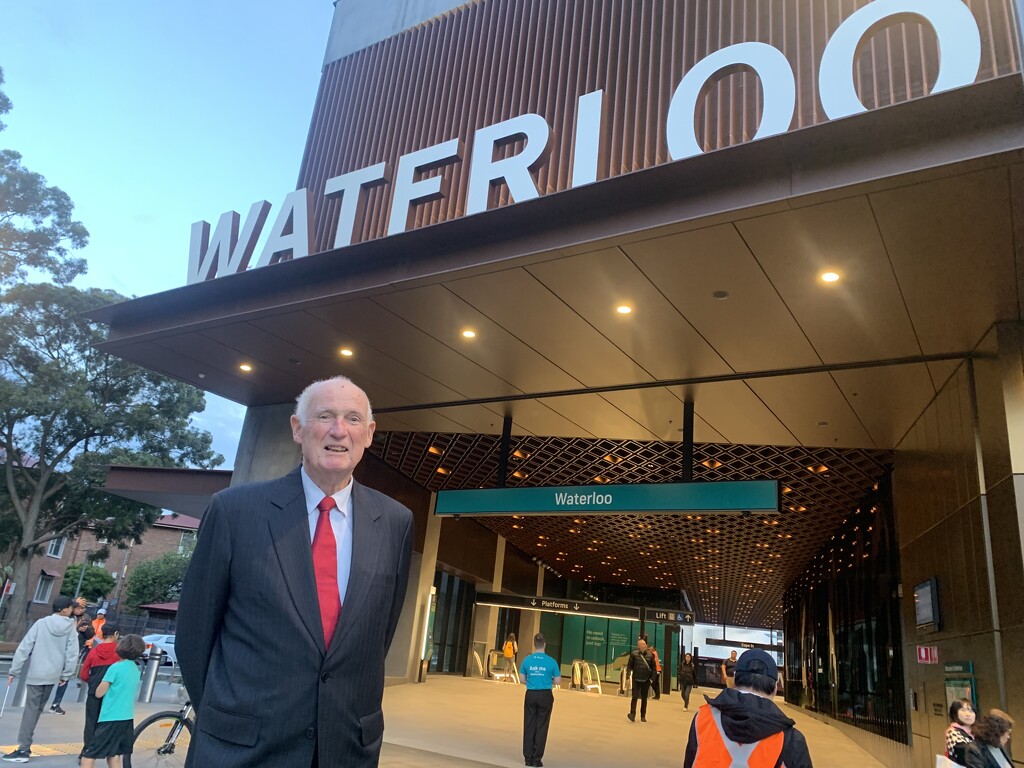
[{"xmin": 503, "ymin": 640, "xmax": 516, "ymax": 658}]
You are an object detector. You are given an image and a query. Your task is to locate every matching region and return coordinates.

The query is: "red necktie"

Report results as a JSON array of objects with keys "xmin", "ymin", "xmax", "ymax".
[{"xmin": 313, "ymin": 496, "xmax": 341, "ymax": 647}]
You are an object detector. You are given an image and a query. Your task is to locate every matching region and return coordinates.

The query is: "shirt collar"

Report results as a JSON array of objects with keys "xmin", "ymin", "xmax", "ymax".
[{"xmin": 299, "ymin": 466, "xmax": 355, "ymax": 515}]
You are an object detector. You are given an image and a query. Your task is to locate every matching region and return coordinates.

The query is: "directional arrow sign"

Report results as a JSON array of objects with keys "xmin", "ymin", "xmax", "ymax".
[
  {"xmin": 475, "ymin": 591, "xmax": 640, "ymax": 621},
  {"xmin": 643, "ymin": 608, "xmax": 695, "ymax": 625}
]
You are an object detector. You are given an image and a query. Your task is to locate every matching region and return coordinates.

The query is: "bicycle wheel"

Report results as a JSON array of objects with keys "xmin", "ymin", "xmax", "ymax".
[{"xmin": 128, "ymin": 711, "xmax": 193, "ymax": 768}]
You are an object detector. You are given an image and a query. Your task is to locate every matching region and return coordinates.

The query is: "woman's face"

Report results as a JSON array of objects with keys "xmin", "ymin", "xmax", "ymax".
[
  {"xmin": 958, "ymin": 706, "xmax": 976, "ymax": 727},
  {"xmin": 999, "ymin": 728, "xmax": 1011, "ymax": 747},
  {"xmin": 684, "ymin": 654, "xmax": 692, "ymax": 663}
]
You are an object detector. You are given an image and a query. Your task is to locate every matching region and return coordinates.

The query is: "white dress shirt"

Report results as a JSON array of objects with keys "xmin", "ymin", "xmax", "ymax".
[{"xmin": 299, "ymin": 467, "xmax": 354, "ymax": 607}]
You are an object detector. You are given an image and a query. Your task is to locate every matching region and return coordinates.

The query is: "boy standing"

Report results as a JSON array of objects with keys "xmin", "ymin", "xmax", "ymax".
[
  {"xmin": 78, "ymin": 624, "xmax": 121, "ymax": 760},
  {"xmin": 81, "ymin": 634, "xmax": 146, "ymax": 768}
]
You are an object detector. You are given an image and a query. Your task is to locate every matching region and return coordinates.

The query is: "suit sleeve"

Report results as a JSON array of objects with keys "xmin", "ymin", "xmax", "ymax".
[
  {"xmin": 177, "ymin": 493, "xmax": 232, "ymax": 710},
  {"xmin": 683, "ymin": 715, "xmax": 699, "ymax": 768},
  {"xmin": 382, "ymin": 510, "xmax": 413, "ymax": 655}
]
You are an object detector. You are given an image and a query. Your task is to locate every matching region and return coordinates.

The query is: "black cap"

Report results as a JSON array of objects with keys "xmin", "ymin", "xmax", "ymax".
[{"xmin": 734, "ymin": 649, "xmax": 778, "ymax": 681}]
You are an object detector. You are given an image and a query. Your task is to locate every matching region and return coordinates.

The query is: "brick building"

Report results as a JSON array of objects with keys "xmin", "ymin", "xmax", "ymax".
[{"xmin": 9, "ymin": 513, "xmax": 199, "ymax": 629}]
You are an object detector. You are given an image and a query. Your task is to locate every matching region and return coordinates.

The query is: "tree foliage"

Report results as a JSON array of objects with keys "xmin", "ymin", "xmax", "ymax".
[
  {"xmin": 0, "ymin": 65, "xmax": 88, "ymax": 286},
  {"xmin": 60, "ymin": 562, "xmax": 116, "ymax": 603},
  {"xmin": 0, "ymin": 283, "xmax": 222, "ymax": 637},
  {"xmin": 124, "ymin": 550, "xmax": 192, "ymax": 611}
]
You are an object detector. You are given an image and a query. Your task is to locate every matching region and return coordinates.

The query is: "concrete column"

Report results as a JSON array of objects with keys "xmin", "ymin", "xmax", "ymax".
[
  {"xmin": 518, "ymin": 565, "xmax": 544, "ymax": 646},
  {"xmin": 231, "ymin": 403, "xmax": 300, "ymax": 486},
  {"xmin": 470, "ymin": 537, "xmax": 506, "ymax": 663},
  {"xmin": 386, "ymin": 494, "xmax": 442, "ymax": 680}
]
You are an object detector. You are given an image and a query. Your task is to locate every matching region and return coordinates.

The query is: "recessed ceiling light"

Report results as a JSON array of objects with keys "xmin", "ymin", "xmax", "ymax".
[
  {"xmin": 435, "ymin": 467, "xmax": 449, "ymax": 475},
  {"xmin": 427, "ymin": 446, "xmax": 444, "ymax": 456},
  {"xmin": 821, "ymin": 271, "xmax": 841, "ymax": 283},
  {"xmin": 712, "ymin": 290, "xmax": 730, "ymax": 300},
  {"xmin": 603, "ymin": 454, "xmax": 622, "ymax": 464},
  {"xmin": 701, "ymin": 459, "xmax": 723, "ymax": 469},
  {"xmin": 512, "ymin": 470, "xmax": 529, "ymax": 479},
  {"xmin": 238, "ymin": 363, "xmax": 253, "ymax": 373},
  {"xmin": 512, "ymin": 449, "xmax": 531, "ymax": 460},
  {"xmin": 339, "ymin": 348, "xmax": 354, "ymax": 357},
  {"xmin": 806, "ymin": 464, "xmax": 830, "ymax": 474},
  {"xmin": 616, "ymin": 305, "xmax": 632, "ymax": 314},
  {"xmin": 462, "ymin": 329, "xmax": 477, "ymax": 339},
  {"xmin": 816, "ymin": 420, "xmax": 829, "ymax": 427}
]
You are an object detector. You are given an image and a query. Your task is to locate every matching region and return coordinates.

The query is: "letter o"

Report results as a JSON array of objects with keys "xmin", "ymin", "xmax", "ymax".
[
  {"xmin": 819, "ymin": 0, "xmax": 981, "ymax": 120},
  {"xmin": 666, "ymin": 42, "xmax": 796, "ymax": 161}
]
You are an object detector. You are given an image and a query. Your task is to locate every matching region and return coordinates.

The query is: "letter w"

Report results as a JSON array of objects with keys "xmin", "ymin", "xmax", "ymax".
[{"xmin": 187, "ymin": 201, "xmax": 271, "ymax": 284}]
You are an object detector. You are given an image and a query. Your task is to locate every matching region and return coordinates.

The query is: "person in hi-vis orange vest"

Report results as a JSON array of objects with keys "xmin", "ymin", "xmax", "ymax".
[{"xmin": 683, "ymin": 649, "xmax": 812, "ymax": 768}]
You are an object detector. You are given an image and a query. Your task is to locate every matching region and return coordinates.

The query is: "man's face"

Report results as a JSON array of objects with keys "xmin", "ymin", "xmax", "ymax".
[
  {"xmin": 730, "ymin": 651, "xmax": 737, "ymax": 661},
  {"xmin": 291, "ymin": 380, "xmax": 376, "ymax": 495},
  {"xmin": 637, "ymin": 639, "xmax": 647, "ymax": 651}
]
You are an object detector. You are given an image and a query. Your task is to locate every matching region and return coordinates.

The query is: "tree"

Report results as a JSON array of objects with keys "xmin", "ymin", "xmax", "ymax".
[
  {"xmin": 0, "ymin": 283, "xmax": 222, "ymax": 638},
  {"xmin": 60, "ymin": 562, "xmax": 116, "ymax": 603},
  {"xmin": 0, "ymin": 66, "xmax": 88, "ymax": 287},
  {"xmin": 123, "ymin": 550, "xmax": 192, "ymax": 612}
]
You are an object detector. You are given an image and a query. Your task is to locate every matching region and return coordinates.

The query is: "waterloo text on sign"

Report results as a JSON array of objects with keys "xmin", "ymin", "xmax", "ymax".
[
  {"xmin": 434, "ymin": 480, "xmax": 779, "ymax": 517},
  {"xmin": 187, "ymin": 0, "xmax": 983, "ymax": 285}
]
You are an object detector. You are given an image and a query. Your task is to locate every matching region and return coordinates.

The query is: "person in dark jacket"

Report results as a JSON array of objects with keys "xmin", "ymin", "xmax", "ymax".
[
  {"xmin": 963, "ymin": 710, "xmax": 1014, "ymax": 768},
  {"xmin": 626, "ymin": 638, "xmax": 655, "ymax": 723},
  {"xmin": 683, "ymin": 649, "xmax": 812, "ymax": 768},
  {"xmin": 678, "ymin": 652, "xmax": 697, "ymax": 710},
  {"xmin": 77, "ymin": 624, "xmax": 121, "ymax": 762}
]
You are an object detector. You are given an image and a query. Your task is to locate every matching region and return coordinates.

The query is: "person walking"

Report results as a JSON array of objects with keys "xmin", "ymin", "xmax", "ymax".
[
  {"xmin": 519, "ymin": 633, "xmax": 560, "ymax": 768},
  {"xmin": 79, "ymin": 624, "xmax": 122, "ymax": 762},
  {"xmin": 684, "ymin": 649, "xmax": 812, "ymax": 768},
  {"xmin": 678, "ymin": 652, "xmax": 697, "ymax": 710},
  {"xmin": 626, "ymin": 637, "xmax": 655, "ymax": 723},
  {"xmin": 720, "ymin": 649, "xmax": 738, "ymax": 688},
  {"xmin": 2, "ymin": 595, "xmax": 79, "ymax": 763},
  {"xmin": 80, "ymin": 634, "xmax": 146, "ymax": 768},
  {"xmin": 49, "ymin": 596, "xmax": 93, "ymax": 715},
  {"xmin": 646, "ymin": 637, "xmax": 662, "ymax": 700},
  {"xmin": 502, "ymin": 633, "xmax": 519, "ymax": 682},
  {"xmin": 963, "ymin": 710, "xmax": 1014, "ymax": 768}
]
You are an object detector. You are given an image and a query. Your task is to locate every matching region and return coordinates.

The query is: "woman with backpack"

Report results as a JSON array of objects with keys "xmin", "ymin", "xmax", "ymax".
[{"xmin": 502, "ymin": 633, "xmax": 518, "ymax": 681}]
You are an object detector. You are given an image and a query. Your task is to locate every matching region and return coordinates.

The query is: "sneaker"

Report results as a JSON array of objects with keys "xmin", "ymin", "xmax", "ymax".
[
  {"xmin": 627, "ymin": 712, "xmax": 636, "ymax": 722},
  {"xmin": 51, "ymin": 704, "xmax": 66, "ymax": 715},
  {"xmin": 641, "ymin": 716, "xmax": 647, "ymax": 722},
  {"xmin": 1, "ymin": 749, "xmax": 30, "ymax": 763}
]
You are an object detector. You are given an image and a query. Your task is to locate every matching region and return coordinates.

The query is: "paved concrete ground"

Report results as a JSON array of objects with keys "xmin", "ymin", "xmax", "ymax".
[{"xmin": 0, "ymin": 675, "xmax": 887, "ymax": 767}]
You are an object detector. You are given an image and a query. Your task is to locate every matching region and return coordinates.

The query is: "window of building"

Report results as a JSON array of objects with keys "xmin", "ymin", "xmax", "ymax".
[
  {"xmin": 45, "ymin": 537, "xmax": 66, "ymax": 559},
  {"xmin": 178, "ymin": 531, "xmax": 197, "ymax": 554},
  {"xmin": 33, "ymin": 575, "xmax": 54, "ymax": 604}
]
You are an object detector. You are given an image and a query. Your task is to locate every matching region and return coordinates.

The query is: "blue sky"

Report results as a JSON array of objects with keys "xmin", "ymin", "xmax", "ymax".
[{"xmin": 1, "ymin": 1, "xmax": 336, "ymax": 467}]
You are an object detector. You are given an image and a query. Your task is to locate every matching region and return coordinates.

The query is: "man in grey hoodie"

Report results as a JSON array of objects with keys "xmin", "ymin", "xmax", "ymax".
[{"xmin": 3, "ymin": 595, "xmax": 79, "ymax": 763}]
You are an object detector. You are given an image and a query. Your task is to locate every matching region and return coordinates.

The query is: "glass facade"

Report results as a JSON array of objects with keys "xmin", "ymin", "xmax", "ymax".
[
  {"xmin": 783, "ymin": 478, "xmax": 907, "ymax": 743},
  {"xmin": 429, "ymin": 570, "xmax": 476, "ymax": 675}
]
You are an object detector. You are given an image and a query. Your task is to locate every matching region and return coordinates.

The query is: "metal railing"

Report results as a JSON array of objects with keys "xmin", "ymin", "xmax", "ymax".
[{"xmin": 569, "ymin": 659, "xmax": 602, "ymax": 694}]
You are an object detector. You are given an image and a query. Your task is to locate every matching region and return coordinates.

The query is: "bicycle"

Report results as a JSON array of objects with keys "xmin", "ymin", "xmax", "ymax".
[{"xmin": 127, "ymin": 700, "xmax": 193, "ymax": 768}]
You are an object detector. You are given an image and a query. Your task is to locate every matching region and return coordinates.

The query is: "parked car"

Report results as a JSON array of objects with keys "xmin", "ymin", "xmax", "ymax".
[{"xmin": 141, "ymin": 634, "xmax": 177, "ymax": 666}]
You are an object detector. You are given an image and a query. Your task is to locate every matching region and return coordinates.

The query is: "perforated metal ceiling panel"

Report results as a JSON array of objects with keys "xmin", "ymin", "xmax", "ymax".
[{"xmin": 370, "ymin": 432, "xmax": 890, "ymax": 628}]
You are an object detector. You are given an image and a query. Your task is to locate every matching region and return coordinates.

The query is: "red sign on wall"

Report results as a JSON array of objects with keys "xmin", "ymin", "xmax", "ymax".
[{"xmin": 917, "ymin": 646, "xmax": 939, "ymax": 664}]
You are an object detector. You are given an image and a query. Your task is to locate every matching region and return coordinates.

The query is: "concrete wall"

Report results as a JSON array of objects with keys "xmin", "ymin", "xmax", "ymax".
[
  {"xmin": 325, "ymin": 0, "xmax": 472, "ymax": 64},
  {"xmin": 894, "ymin": 324, "xmax": 1024, "ymax": 768}
]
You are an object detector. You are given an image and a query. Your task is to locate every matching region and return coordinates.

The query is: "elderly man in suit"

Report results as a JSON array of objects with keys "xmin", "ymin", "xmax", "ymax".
[{"xmin": 178, "ymin": 376, "xmax": 413, "ymax": 768}]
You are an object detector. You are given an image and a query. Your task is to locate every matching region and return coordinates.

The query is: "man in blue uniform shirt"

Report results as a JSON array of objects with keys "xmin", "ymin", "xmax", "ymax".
[{"xmin": 519, "ymin": 633, "xmax": 561, "ymax": 768}]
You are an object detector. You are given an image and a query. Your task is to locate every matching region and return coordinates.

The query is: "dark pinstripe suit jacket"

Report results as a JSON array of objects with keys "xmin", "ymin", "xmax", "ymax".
[{"xmin": 177, "ymin": 468, "xmax": 414, "ymax": 768}]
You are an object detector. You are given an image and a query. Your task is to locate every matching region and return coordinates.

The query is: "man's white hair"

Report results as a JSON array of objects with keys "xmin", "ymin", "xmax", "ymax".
[{"xmin": 294, "ymin": 376, "xmax": 374, "ymax": 425}]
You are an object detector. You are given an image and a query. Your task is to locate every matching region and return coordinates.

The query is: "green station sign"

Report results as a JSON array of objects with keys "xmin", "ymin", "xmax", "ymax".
[{"xmin": 435, "ymin": 480, "xmax": 779, "ymax": 517}]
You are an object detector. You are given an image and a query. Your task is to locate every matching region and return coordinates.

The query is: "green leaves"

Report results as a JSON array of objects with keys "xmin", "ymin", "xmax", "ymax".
[
  {"xmin": 124, "ymin": 549, "xmax": 192, "ymax": 611},
  {"xmin": 60, "ymin": 563, "xmax": 116, "ymax": 602}
]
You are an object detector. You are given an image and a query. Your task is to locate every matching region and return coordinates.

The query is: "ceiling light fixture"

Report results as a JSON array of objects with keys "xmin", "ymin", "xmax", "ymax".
[
  {"xmin": 711, "ymin": 290, "xmax": 730, "ymax": 300},
  {"xmin": 821, "ymin": 271, "xmax": 841, "ymax": 283},
  {"xmin": 339, "ymin": 348, "xmax": 354, "ymax": 357},
  {"xmin": 238, "ymin": 363, "xmax": 253, "ymax": 372},
  {"xmin": 616, "ymin": 305, "xmax": 633, "ymax": 314},
  {"xmin": 461, "ymin": 329, "xmax": 477, "ymax": 339}
]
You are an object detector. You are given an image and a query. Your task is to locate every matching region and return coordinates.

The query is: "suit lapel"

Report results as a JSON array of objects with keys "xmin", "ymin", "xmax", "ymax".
[
  {"xmin": 267, "ymin": 468, "xmax": 325, "ymax": 654},
  {"xmin": 327, "ymin": 481, "xmax": 383, "ymax": 658}
]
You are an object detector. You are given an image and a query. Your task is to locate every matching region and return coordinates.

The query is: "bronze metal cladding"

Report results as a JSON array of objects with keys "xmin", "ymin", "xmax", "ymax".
[{"xmin": 297, "ymin": 0, "xmax": 1020, "ymax": 252}]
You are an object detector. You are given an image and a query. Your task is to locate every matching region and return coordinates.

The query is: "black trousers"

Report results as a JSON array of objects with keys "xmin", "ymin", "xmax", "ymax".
[
  {"xmin": 630, "ymin": 680, "xmax": 650, "ymax": 718},
  {"xmin": 680, "ymin": 682, "xmax": 694, "ymax": 708},
  {"xmin": 651, "ymin": 671, "xmax": 661, "ymax": 698},
  {"xmin": 523, "ymin": 689, "xmax": 554, "ymax": 763}
]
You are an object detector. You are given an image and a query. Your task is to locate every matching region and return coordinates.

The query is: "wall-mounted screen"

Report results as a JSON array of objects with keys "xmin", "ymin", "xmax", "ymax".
[{"xmin": 914, "ymin": 577, "xmax": 940, "ymax": 629}]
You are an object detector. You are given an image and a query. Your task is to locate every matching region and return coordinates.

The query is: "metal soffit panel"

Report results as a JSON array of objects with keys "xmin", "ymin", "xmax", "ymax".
[{"xmin": 370, "ymin": 432, "xmax": 891, "ymax": 629}]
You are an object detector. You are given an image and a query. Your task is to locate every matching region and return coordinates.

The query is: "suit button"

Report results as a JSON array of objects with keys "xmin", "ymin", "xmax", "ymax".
[
  {"xmin": 305, "ymin": 727, "xmax": 315, "ymax": 739},
  {"xmin": 321, "ymin": 672, "xmax": 329, "ymax": 682}
]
